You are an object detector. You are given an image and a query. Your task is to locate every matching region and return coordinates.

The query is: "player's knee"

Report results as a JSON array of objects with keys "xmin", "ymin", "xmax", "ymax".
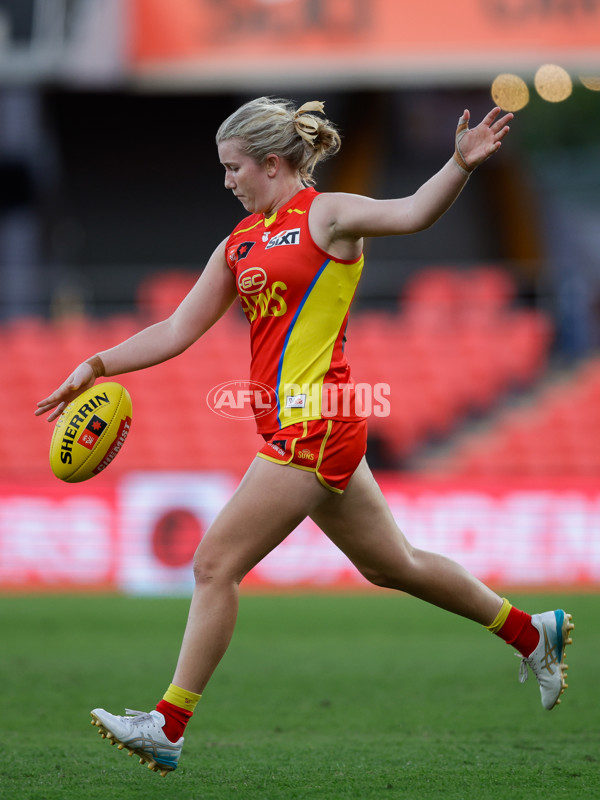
[
  {"xmin": 358, "ymin": 565, "xmax": 400, "ymax": 589},
  {"xmin": 192, "ymin": 546, "xmax": 226, "ymax": 585},
  {"xmin": 357, "ymin": 546, "xmax": 418, "ymax": 589},
  {"xmin": 192, "ymin": 552, "xmax": 215, "ymax": 585},
  {"xmin": 192, "ymin": 544, "xmax": 245, "ymax": 586}
]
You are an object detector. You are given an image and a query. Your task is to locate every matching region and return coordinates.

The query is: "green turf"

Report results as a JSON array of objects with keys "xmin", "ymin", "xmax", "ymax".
[{"xmin": 0, "ymin": 592, "xmax": 596, "ymax": 799}]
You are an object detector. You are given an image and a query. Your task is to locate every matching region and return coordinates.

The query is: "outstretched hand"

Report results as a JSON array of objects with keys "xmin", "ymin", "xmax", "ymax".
[
  {"xmin": 454, "ymin": 107, "xmax": 513, "ymax": 173},
  {"xmin": 34, "ymin": 362, "xmax": 96, "ymax": 422}
]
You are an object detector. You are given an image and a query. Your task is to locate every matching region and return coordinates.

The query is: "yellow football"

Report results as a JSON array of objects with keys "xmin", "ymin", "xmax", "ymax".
[{"xmin": 49, "ymin": 382, "xmax": 132, "ymax": 482}]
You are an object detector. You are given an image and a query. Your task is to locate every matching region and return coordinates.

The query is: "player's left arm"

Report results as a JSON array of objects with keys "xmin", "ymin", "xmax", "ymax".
[{"xmin": 320, "ymin": 107, "xmax": 513, "ymax": 242}]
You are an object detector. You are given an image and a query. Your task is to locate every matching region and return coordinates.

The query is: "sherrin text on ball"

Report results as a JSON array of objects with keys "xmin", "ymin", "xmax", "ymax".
[{"xmin": 49, "ymin": 382, "xmax": 132, "ymax": 482}]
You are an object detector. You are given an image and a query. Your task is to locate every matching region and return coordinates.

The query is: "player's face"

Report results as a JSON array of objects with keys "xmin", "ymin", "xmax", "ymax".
[{"xmin": 218, "ymin": 139, "xmax": 272, "ymax": 215}]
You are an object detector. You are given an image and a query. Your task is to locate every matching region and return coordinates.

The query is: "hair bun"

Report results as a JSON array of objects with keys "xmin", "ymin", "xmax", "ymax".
[{"xmin": 293, "ymin": 101, "xmax": 325, "ymax": 145}]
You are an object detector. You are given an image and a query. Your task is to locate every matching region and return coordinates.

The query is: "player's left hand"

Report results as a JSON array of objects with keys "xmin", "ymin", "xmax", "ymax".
[
  {"xmin": 453, "ymin": 107, "xmax": 513, "ymax": 173},
  {"xmin": 34, "ymin": 361, "xmax": 96, "ymax": 422}
]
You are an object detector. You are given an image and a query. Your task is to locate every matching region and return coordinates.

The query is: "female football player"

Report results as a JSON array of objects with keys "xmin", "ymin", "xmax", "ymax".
[{"xmin": 36, "ymin": 97, "xmax": 572, "ymax": 777}]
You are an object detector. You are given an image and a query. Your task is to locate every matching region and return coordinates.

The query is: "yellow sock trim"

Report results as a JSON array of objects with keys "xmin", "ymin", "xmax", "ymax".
[
  {"xmin": 485, "ymin": 598, "xmax": 512, "ymax": 633},
  {"xmin": 163, "ymin": 683, "xmax": 202, "ymax": 712}
]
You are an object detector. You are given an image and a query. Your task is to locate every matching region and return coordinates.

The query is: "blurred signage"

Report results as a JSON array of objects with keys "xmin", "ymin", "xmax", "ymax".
[
  {"xmin": 131, "ymin": 0, "xmax": 600, "ymax": 85},
  {"xmin": 1, "ymin": 472, "xmax": 599, "ymax": 592},
  {"xmin": 0, "ymin": 477, "xmax": 118, "ymax": 589}
]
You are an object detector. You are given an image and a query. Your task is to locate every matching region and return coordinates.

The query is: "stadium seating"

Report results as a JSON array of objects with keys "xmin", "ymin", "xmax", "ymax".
[
  {"xmin": 422, "ymin": 357, "xmax": 600, "ymax": 476},
  {"xmin": 347, "ymin": 266, "xmax": 552, "ymax": 460},
  {"xmin": 5, "ymin": 265, "xmax": 562, "ymax": 478}
]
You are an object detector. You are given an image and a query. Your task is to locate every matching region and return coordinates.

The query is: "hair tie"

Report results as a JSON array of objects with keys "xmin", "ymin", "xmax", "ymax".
[{"xmin": 293, "ymin": 101, "xmax": 325, "ymax": 145}]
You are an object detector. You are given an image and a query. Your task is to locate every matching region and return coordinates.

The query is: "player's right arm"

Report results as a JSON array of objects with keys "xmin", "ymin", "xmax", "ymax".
[{"xmin": 35, "ymin": 238, "xmax": 237, "ymax": 421}]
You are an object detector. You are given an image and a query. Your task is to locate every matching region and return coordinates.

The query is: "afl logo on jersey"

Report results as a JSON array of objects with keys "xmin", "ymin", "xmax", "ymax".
[{"xmin": 238, "ymin": 267, "xmax": 268, "ymax": 295}]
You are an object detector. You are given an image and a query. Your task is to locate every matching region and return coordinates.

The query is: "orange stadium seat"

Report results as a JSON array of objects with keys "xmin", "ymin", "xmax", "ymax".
[{"xmin": 427, "ymin": 355, "xmax": 600, "ymax": 477}]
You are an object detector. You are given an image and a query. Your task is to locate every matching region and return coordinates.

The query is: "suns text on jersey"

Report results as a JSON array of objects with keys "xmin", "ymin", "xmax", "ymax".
[{"xmin": 240, "ymin": 280, "xmax": 288, "ymax": 321}]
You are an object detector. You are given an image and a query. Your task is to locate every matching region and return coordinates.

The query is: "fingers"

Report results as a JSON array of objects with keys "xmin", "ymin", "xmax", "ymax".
[
  {"xmin": 469, "ymin": 106, "xmax": 514, "ymax": 133},
  {"xmin": 46, "ymin": 403, "xmax": 67, "ymax": 423},
  {"xmin": 485, "ymin": 125, "xmax": 512, "ymax": 156},
  {"xmin": 454, "ymin": 105, "xmax": 513, "ymax": 170},
  {"xmin": 481, "ymin": 106, "xmax": 513, "ymax": 128},
  {"xmin": 482, "ymin": 106, "xmax": 502, "ymax": 125},
  {"xmin": 486, "ymin": 108, "xmax": 514, "ymax": 133},
  {"xmin": 34, "ymin": 363, "xmax": 95, "ymax": 420},
  {"xmin": 456, "ymin": 109, "xmax": 470, "ymax": 137},
  {"xmin": 35, "ymin": 401, "xmax": 67, "ymax": 423},
  {"xmin": 495, "ymin": 123, "xmax": 511, "ymax": 141},
  {"xmin": 34, "ymin": 394, "xmax": 57, "ymax": 413},
  {"xmin": 493, "ymin": 115, "xmax": 514, "ymax": 136},
  {"xmin": 34, "ymin": 395, "xmax": 66, "ymax": 420},
  {"xmin": 477, "ymin": 108, "xmax": 513, "ymax": 152},
  {"xmin": 35, "ymin": 378, "xmax": 79, "ymax": 419}
]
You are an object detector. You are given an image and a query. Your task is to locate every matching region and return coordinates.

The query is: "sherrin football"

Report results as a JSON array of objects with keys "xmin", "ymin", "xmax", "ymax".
[{"xmin": 50, "ymin": 382, "xmax": 132, "ymax": 482}]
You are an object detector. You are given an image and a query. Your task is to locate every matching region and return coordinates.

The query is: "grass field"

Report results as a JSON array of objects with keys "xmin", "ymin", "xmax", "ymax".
[{"xmin": 0, "ymin": 592, "xmax": 596, "ymax": 800}]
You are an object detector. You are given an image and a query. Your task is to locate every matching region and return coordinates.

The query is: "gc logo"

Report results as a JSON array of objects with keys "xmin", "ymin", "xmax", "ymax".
[{"xmin": 237, "ymin": 267, "xmax": 267, "ymax": 295}]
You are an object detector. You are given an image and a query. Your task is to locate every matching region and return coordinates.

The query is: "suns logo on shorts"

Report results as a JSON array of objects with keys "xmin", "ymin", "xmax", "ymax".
[{"xmin": 297, "ymin": 448, "xmax": 315, "ymax": 461}]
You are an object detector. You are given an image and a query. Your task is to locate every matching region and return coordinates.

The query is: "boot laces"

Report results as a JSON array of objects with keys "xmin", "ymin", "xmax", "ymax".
[
  {"xmin": 516, "ymin": 653, "xmax": 531, "ymax": 684},
  {"xmin": 124, "ymin": 708, "xmax": 156, "ymax": 724}
]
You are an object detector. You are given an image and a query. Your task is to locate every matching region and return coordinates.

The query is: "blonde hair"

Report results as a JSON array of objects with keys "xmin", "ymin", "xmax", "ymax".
[{"xmin": 216, "ymin": 97, "xmax": 341, "ymax": 186}]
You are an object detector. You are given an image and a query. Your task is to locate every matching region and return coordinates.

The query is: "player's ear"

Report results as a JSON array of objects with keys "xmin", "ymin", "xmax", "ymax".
[{"xmin": 264, "ymin": 154, "xmax": 280, "ymax": 177}]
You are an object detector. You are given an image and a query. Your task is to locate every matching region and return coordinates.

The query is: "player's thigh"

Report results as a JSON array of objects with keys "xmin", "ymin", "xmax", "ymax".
[
  {"xmin": 310, "ymin": 458, "xmax": 414, "ymax": 578},
  {"xmin": 194, "ymin": 456, "xmax": 329, "ymax": 581}
]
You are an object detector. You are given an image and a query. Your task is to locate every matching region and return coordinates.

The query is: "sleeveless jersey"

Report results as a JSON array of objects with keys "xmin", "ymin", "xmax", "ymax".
[{"xmin": 225, "ymin": 187, "xmax": 364, "ymax": 434}]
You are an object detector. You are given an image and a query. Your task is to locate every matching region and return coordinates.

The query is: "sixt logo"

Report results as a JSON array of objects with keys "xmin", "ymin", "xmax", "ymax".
[{"xmin": 265, "ymin": 228, "xmax": 300, "ymax": 249}]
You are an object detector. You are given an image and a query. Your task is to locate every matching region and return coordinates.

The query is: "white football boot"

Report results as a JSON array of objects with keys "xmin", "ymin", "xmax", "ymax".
[
  {"xmin": 90, "ymin": 708, "xmax": 183, "ymax": 776},
  {"xmin": 518, "ymin": 610, "xmax": 574, "ymax": 710}
]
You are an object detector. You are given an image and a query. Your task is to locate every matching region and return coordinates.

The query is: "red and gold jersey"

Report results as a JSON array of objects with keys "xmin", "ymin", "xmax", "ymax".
[{"xmin": 225, "ymin": 187, "xmax": 364, "ymax": 434}]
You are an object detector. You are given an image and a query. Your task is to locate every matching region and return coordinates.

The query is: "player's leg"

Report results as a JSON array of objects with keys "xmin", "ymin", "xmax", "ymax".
[
  {"xmin": 171, "ymin": 456, "xmax": 328, "ymax": 694},
  {"xmin": 92, "ymin": 456, "xmax": 330, "ymax": 773},
  {"xmin": 311, "ymin": 457, "xmax": 502, "ymax": 623},
  {"xmin": 310, "ymin": 457, "xmax": 573, "ymax": 709}
]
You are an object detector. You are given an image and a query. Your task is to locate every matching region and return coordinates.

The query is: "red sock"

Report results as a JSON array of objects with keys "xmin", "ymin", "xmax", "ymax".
[
  {"xmin": 496, "ymin": 607, "xmax": 539, "ymax": 657},
  {"xmin": 156, "ymin": 699, "xmax": 193, "ymax": 743}
]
